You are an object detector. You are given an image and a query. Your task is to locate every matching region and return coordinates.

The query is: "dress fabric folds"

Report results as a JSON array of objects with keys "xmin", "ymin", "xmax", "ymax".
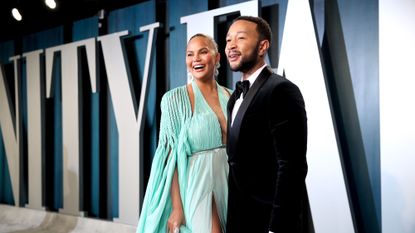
[{"xmin": 137, "ymin": 81, "xmax": 230, "ymax": 233}]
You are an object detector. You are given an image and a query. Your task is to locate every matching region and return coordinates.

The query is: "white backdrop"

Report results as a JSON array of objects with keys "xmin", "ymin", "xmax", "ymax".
[{"xmin": 380, "ymin": 1, "xmax": 415, "ymax": 233}]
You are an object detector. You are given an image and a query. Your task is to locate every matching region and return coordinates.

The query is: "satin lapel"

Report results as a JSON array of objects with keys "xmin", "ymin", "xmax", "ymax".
[
  {"xmin": 228, "ymin": 67, "xmax": 272, "ymax": 154},
  {"xmin": 227, "ymin": 91, "xmax": 238, "ymax": 151}
]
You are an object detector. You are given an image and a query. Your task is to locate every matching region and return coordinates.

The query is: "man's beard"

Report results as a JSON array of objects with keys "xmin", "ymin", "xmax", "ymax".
[{"xmin": 230, "ymin": 43, "xmax": 260, "ymax": 73}]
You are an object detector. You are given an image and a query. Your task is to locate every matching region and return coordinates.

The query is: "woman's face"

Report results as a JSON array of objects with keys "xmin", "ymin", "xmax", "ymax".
[{"xmin": 186, "ymin": 36, "xmax": 220, "ymax": 81}]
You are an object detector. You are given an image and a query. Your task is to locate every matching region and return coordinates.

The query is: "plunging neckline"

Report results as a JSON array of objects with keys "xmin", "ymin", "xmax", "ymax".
[{"xmin": 191, "ymin": 81, "xmax": 228, "ymax": 144}]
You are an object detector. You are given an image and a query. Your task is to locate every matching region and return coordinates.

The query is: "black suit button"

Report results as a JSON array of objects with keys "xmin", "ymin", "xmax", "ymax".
[{"xmin": 229, "ymin": 162, "xmax": 236, "ymax": 166}]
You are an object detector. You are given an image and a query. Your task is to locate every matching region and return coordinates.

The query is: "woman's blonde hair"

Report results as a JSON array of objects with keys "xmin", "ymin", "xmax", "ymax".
[{"xmin": 188, "ymin": 33, "xmax": 219, "ymax": 55}]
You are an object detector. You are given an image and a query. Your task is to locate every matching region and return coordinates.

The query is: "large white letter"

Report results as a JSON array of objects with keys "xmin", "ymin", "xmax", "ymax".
[
  {"xmin": 380, "ymin": 1, "xmax": 415, "ymax": 233},
  {"xmin": 180, "ymin": 0, "xmax": 258, "ymax": 41},
  {"xmin": 97, "ymin": 22, "xmax": 160, "ymax": 225},
  {"xmin": 22, "ymin": 49, "xmax": 45, "ymax": 210},
  {"xmin": 277, "ymin": 1, "xmax": 354, "ymax": 232},
  {"xmin": 45, "ymin": 38, "xmax": 97, "ymax": 216},
  {"xmin": 0, "ymin": 56, "xmax": 21, "ymax": 207}
]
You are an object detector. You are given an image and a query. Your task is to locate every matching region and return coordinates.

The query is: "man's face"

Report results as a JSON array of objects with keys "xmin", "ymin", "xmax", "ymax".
[{"xmin": 225, "ymin": 20, "xmax": 260, "ymax": 73}]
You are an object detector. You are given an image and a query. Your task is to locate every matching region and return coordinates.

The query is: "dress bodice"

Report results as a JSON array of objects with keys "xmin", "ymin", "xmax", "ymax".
[{"xmin": 186, "ymin": 81, "xmax": 228, "ymax": 154}]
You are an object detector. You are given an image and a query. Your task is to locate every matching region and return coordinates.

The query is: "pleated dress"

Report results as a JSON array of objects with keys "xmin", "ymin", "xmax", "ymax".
[{"xmin": 137, "ymin": 80, "xmax": 230, "ymax": 233}]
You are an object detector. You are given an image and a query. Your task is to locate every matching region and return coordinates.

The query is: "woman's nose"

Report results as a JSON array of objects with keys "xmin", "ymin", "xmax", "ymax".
[{"xmin": 193, "ymin": 54, "xmax": 201, "ymax": 61}]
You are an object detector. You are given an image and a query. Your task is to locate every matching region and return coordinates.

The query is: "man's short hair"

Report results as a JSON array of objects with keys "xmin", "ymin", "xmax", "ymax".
[{"xmin": 234, "ymin": 16, "xmax": 272, "ymax": 45}]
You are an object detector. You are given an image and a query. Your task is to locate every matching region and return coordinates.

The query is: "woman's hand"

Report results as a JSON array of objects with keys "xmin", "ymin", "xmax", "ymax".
[
  {"xmin": 167, "ymin": 207, "xmax": 185, "ymax": 233},
  {"xmin": 168, "ymin": 168, "xmax": 185, "ymax": 233}
]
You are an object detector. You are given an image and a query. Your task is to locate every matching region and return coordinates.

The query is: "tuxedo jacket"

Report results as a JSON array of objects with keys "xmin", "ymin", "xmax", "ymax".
[{"xmin": 226, "ymin": 67, "xmax": 309, "ymax": 233}]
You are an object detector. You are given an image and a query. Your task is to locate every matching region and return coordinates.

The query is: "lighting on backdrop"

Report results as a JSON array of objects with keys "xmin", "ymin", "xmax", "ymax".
[
  {"xmin": 11, "ymin": 8, "xmax": 22, "ymax": 21},
  {"xmin": 45, "ymin": 0, "xmax": 57, "ymax": 9}
]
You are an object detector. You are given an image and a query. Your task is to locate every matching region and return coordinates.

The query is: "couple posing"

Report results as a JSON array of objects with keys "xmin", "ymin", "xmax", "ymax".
[{"xmin": 137, "ymin": 16, "xmax": 308, "ymax": 233}]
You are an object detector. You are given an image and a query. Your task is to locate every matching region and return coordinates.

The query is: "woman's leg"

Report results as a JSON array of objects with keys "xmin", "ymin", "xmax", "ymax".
[{"xmin": 212, "ymin": 196, "xmax": 222, "ymax": 233}]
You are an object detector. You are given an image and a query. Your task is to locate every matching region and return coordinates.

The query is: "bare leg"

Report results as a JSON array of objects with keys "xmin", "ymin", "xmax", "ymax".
[{"xmin": 212, "ymin": 196, "xmax": 222, "ymax": 233}]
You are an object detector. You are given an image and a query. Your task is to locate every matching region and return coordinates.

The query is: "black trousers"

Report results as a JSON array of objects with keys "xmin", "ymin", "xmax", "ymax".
[{"xmin": 226, "ymin": 171, "xmax": 272, "ymax": 233}]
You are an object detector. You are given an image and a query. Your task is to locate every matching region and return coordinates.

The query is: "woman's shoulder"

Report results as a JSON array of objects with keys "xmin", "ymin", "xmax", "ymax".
[
  {"xmin": 160, "ymin": 85, "xmax": 189, "ymax": 110},
  {"xmin": 218, "ymin": 84, "xmax": 233, "ymax": 97},
  {"xmin": 161, "ymin": 85, "xmax": 187, "ymax": 101}
]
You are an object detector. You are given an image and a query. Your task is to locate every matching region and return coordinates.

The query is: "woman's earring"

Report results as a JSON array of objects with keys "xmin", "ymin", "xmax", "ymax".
[
  {"xmin": 214, "ymin": 63, "xmax": 220, "ymax": 77},
  {"xmin": 187, "ymin": 71, "xmax": 194, "ymax": 82}
]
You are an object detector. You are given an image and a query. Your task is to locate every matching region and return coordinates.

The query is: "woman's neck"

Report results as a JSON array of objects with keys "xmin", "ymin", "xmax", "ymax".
[{"xmin": 194, "ymin": 77, "xmax": 217, "ymax": 93}]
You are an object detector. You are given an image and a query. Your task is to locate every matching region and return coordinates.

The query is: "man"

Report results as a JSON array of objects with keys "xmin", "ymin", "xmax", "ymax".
[{"xmin": 225, "ymin": 16, "xmax": 309, "ymax": 233}]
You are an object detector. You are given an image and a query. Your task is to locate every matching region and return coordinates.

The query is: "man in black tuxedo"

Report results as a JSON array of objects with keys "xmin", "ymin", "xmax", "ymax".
[{"xmin": 225, "ymin": 16, "xmax": 309, "ymax": 233}]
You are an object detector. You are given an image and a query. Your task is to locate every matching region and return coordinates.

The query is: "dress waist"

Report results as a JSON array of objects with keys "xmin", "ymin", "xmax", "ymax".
[{"xmin": 191, "ymin": 145, "xmax": 226, "ymax": 157}]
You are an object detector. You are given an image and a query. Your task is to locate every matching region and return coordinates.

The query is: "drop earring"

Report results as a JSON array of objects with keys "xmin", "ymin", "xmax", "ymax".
[
  {"xmin": 187, "ymin": 71, "xmax": 194, "ymax": 83},
  {"xmin": 214, "ymin": 63, "xmax": 220, "ymax": 78}
]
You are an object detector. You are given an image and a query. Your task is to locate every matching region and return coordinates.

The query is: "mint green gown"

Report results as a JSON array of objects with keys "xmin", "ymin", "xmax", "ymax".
[{"xmin": 137, "ymin": 81, "xmax": 230, "ymax": 233}]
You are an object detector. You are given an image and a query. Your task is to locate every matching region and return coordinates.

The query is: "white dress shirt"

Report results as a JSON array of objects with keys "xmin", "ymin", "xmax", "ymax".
[{"xmin": 231, "ymin": 64, "xmax": 267, "ymax": 126}]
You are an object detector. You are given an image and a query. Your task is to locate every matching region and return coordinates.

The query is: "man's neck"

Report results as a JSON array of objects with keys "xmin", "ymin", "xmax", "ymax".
[{"xmin": 242, "ymin": 60, "xmax": 266, "ymax": 80}]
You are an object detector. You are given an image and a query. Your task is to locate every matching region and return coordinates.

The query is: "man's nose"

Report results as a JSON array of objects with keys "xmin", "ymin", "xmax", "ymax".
[{"xmin": 226, "ymin": 39, "xmax": 236, "ymax": 50}]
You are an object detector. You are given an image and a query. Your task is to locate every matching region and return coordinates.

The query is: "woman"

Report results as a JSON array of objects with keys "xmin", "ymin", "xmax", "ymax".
[{"xmin": 137, "ymin": 33, "xmax": 230, "ymax": 233}]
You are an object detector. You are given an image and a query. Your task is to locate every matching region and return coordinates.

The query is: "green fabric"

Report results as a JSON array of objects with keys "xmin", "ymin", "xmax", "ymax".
[{"xmin": 137, "ymin": 81, "xmax": 230, "ymax": 233}]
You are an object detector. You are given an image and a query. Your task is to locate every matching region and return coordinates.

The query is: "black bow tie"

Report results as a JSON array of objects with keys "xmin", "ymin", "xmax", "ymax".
[{"xmin": 235, "ymin": 80, "xmax": 250, "ymax": 99}]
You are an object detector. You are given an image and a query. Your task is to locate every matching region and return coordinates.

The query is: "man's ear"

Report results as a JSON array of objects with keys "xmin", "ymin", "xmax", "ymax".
[{"xmin": 258, "ymin": 40, "xmax": 270, "ymax": 57}]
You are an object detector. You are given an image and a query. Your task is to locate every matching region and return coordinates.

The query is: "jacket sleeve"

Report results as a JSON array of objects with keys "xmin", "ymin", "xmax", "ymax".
[{"xmin": 268, "ymin": 81, "xmax": 308, "ymax": 233}]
